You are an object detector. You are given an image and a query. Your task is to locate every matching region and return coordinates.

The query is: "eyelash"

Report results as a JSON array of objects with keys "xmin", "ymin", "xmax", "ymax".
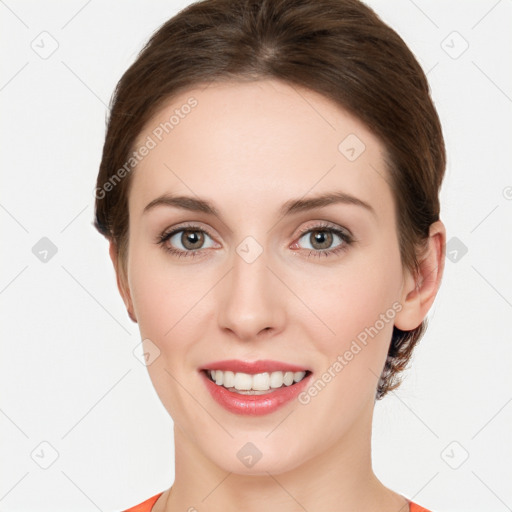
[{"xmin": 155, "ymin": 222, "xmax": 354, "ymax": 259}]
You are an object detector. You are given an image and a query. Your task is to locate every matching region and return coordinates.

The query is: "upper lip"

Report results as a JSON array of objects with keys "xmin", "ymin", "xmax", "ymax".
[{"xmin": 201, "ymin": 359, "xmax": 310, "ymax": 374}]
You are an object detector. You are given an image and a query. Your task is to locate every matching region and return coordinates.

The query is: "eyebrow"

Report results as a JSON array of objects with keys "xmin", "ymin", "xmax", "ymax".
[{"xmin": 143, "ymin": 191, "xmax": 376, "ymax": 218}]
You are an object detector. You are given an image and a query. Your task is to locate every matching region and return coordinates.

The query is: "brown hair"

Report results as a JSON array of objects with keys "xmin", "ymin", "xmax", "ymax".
[{"xmin": 94, "ymin": 0, "xmax": 445, "ymax": 399}]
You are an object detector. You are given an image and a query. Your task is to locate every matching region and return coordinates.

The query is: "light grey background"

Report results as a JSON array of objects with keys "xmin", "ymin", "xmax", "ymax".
[{"xmin": 1, "ymin": 1, "xmax": 511, "ymax": 511}]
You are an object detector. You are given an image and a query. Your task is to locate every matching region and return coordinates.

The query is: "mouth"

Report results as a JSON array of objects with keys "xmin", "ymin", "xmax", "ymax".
[
  {"xmin": 199, "ymin": 360, "xmax": 313, "ymax": 416},
  {"xmin": 203, "ymin": 369, "xmax": 311, "ymax": 395}
]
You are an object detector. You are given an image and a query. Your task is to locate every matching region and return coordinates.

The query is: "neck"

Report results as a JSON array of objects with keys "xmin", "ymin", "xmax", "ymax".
[{"xmin": 162, "ymin": 403, "xmax": 408, "ymax": 512}]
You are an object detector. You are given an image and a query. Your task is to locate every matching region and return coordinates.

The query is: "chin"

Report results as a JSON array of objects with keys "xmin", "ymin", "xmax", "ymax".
[{"xmin": 202, "ymin": 436, "xmax": 309, "ymax": 476}]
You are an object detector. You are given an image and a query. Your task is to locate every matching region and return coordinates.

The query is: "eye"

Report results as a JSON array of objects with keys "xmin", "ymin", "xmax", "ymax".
[
  {"xmin": 294, "ymin": 223, "xmax": 354, "ymax": 258},
  {"xmin": 157, "ymin": 224, "xmax": 217, "ymax": 258},
  {"xmin": 156, "ymin": 222, "xmax": 354, "ymax": 259}
]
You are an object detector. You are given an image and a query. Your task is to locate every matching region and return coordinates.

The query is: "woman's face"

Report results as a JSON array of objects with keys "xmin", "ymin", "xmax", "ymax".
[{"xmin": 118, "ymin": 79, "xmax": 413, "ymax": 474}]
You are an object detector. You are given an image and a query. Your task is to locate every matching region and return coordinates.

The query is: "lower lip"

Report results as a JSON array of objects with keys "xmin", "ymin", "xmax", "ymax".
[{"xmin": 200, "ymin": 371, "xmax": 311, "ymax": 416}]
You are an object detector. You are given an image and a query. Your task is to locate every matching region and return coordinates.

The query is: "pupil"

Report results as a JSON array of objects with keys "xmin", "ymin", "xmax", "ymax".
[
  {"xmin": 183, "ymin": 230, "xmax": 203, "ymax": 249},
  {"xmin": 312, "ymin": 230, "xmax": 332, "ymax": 250}
]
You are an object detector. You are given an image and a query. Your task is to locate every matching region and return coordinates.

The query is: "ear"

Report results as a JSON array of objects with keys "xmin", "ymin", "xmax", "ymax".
[
  {"xmin": 109, "ymin": 241, "xmax": 137, "ymax": 323},
  {"xmin": 394, "ymin": 220, "xmax": 446, "ymax": 331}
]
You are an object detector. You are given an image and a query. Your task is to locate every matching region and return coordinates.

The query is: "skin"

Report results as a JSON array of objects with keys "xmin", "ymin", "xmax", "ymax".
[{"xmin": 109, "ymin": 79, "xmax": 445, "ymax": 511}]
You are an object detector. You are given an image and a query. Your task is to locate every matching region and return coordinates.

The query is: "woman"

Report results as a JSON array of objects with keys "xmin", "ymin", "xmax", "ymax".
[{"xmin": 94, "ymin": 0, "xmax": 446, "ymax": 510}]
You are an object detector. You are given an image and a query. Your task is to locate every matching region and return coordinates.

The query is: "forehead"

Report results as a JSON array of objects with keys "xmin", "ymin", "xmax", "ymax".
[{"xmin": 130, "ymin": 79, "xmax": 393, "ymax": 220}]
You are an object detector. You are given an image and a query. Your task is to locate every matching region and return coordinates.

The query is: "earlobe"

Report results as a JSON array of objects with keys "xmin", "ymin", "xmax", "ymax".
[
  {"xmin": 108, "ymin": 241, "xmax": 137, "ymax": 323},
  {"xmin": 394, "ymin": 220, "xmax": 446, "ymax": 331}
]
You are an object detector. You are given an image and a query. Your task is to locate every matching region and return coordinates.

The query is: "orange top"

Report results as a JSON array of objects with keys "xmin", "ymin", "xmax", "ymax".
[
  {"xmin": 123, "ymin": 492, "xmax": 162, "ymax": 512},
  {"xmin": 410, "ymin": 503, "xmax": 432, "ymax": 512},
  {"xmin": 122, "ymin": 492, "xmax": 432, "ymax": 511}
]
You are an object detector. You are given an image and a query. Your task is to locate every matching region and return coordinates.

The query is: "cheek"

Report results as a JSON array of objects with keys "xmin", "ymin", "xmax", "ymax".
[
  {"xmin": 126, "ymin": 247, "xmax": 210, "ymax": 419},
  {"xmin": 127, "ymin": 242, "xmax": 209, "ymax": 340},
  {"xmin": 291, "ymin": 255, "xmax": 403, "ymax": 431},
  {"xmin": 300, "ymin": 243, "xmax": 403, "ymax": 366},
  {"xmin": 129, "ymin": 269, "xmax": 176, "ymax": 341}
]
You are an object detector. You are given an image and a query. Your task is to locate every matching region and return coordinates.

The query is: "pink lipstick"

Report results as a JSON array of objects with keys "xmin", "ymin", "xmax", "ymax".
[{"xmin": 200, "ymin": 359, "xmax": 312, "ymax": 416}]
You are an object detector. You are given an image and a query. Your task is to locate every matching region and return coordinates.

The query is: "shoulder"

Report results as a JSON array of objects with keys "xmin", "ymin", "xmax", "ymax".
[
  {"xmin": 121, "ymin": 492, "xmax": 431, "ymax": 512},
  {"xmin": 122, "ymin": 492, "xmax": 164, "ymax": 512},
  {"xmin": 409, "ymin": 502, "xmax": 433, "ymax": 512}
]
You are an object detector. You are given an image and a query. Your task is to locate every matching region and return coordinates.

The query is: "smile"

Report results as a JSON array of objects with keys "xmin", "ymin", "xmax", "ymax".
[
  {"xmin": 200, "ymin": 360, "xmax": 312, "ymax": 416},
  {"xmin": 206, "ymin": 369, "xmax": 308, "ymax": 394}
]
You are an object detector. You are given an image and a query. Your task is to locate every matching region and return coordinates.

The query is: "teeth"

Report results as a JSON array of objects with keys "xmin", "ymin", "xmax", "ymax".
[
  {"xmin": 223, "ymin": 370, "xmax": 235, "ymax": 388},
  {"xmin": 293, "ymin": 371, "xmax": 305, "ymax": 383},
  {"xmin": 234, "ymin": 372, "xmax": 252, "ymax": 390},
  {"xmin": 207, "ymin": 369, "xmax": 307, "ymax": 392},
  {"xmin": 252, "ymin": 372, "xmax": 270, "ymax": 391},
  {"xmin": 283, "ymin": 372, "xmax": 294, "ymax": 386},
  {"xmin": 270, "ymin": 371, "xmax": 284, "ymax": 388}
]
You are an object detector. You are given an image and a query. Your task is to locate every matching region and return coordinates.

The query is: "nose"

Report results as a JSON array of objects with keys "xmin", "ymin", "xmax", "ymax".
[{"xmin": 216, "ymin": 242, "xmax": 285, "ymax": 342}]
